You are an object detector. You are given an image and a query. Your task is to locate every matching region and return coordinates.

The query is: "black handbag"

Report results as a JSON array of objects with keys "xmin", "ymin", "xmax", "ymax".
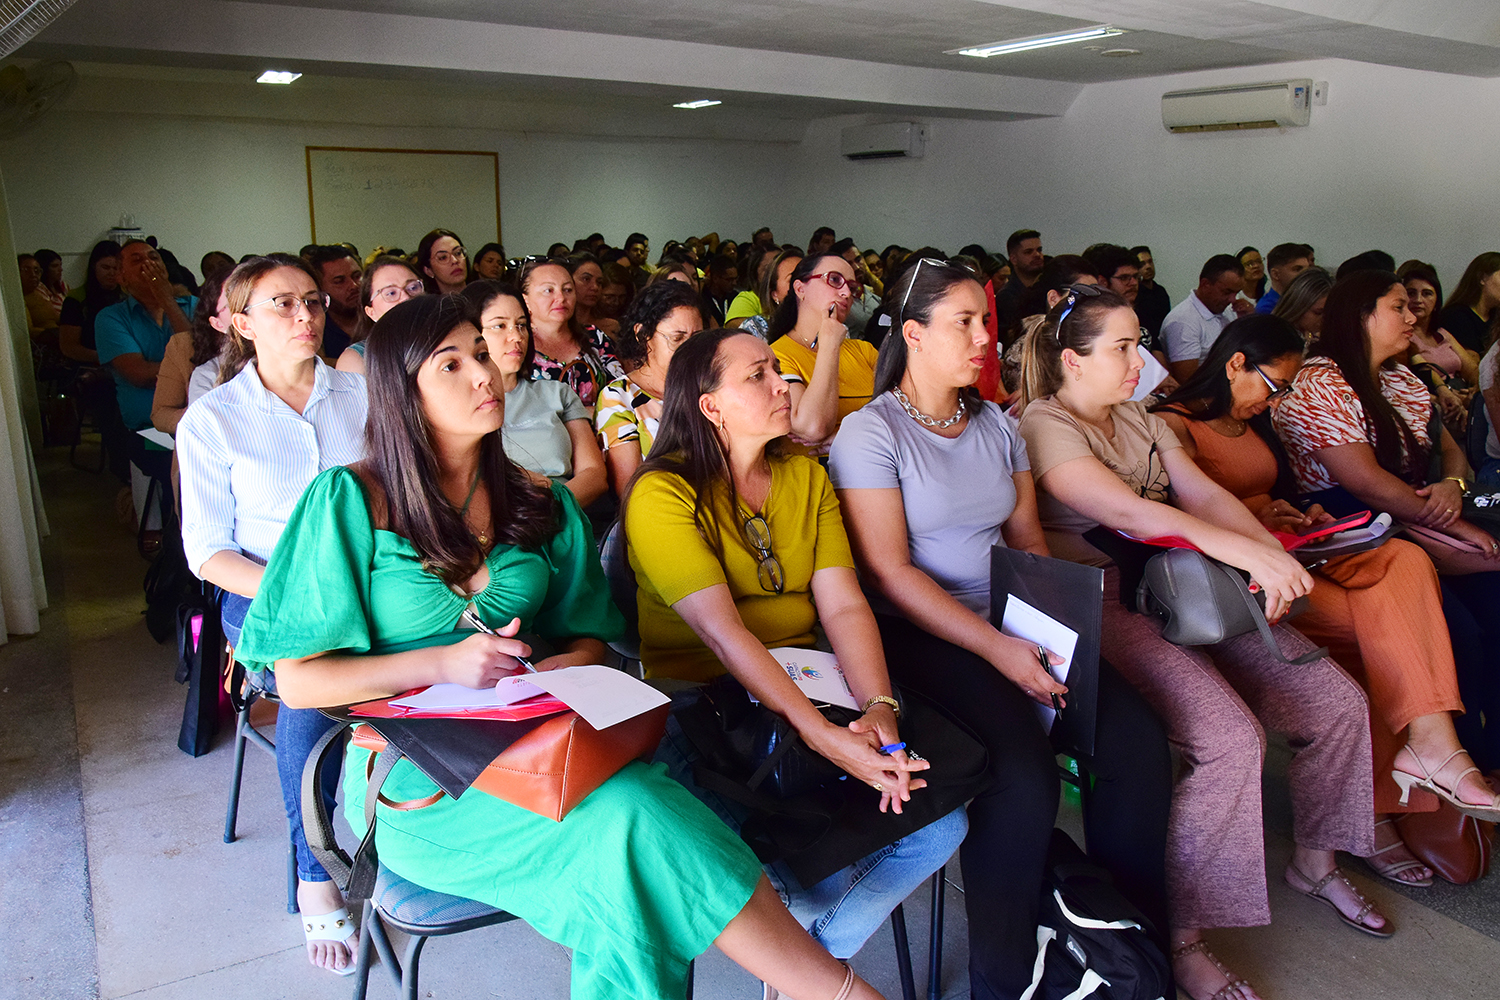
[{"xmin": 675, "ymin": 676, "xmax": 990, "ymax": 886}]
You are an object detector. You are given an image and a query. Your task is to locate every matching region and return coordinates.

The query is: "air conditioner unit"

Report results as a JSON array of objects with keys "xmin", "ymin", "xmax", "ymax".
[
  {"xmin": 840, "ymin": 122, "xmax": 927, "ymax": 160},
  {"xmin": 1161, "ymin": 79, "xmax": 1312, "ymax": 133}
]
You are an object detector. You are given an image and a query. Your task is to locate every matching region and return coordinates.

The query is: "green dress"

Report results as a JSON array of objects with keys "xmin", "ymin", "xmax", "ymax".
[{"xmin": 237, "ymin": 467, "xmax": 762, "ymax": 1000}]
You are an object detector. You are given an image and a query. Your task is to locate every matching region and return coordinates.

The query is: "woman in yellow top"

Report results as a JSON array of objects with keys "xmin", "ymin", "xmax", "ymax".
[
  {"xmin": 769, "ymin": 254, "xmax": 880, "ymax": 451},
  {"xmin": 621, "ymin": 327, "xmax": 965, "ymax": 968}
]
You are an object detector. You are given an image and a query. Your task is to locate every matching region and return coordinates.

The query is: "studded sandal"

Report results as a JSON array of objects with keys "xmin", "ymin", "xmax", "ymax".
[
  {"xmin": 1170, "ymin": 939, "xmax": 1254, "ymax": 1000},
  {"xmin": 1285, "ymin": 864, "xmax": 1394, "ymax": 938}
]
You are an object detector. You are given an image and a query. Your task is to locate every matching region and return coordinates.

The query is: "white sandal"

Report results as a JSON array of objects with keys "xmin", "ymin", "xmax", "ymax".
[
  {"xmin": 302, "ymin": 906, "xmax": 358, "ymax": 976},
  {"xmin": 1392, "ymin": 746, "xmax": 1500, "ymax": 822}
]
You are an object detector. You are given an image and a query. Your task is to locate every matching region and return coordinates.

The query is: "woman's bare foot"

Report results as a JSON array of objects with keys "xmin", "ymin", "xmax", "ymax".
[
  {"xmin": 1170, "ymin": 931, "xmax": 1261, "ymax": 1000},
  {"xmin": 1361, "ymin": 817, "xmax": 1433, "ymax": 886},
  {"xmin": 298, "ymin": 879, "xmax": 357, "ymax": 974}
]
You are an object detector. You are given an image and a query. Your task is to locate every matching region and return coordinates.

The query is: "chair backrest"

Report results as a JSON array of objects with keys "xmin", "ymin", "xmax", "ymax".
[{"xmin": 599, "ymin": 519, "xmax": 642, "ymax": 662}]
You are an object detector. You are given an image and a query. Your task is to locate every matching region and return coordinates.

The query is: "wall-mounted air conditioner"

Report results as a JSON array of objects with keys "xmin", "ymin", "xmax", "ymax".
[
  {"xmin": 840, "ymin": 122, "xmax": 927, "ymax": 160},
  {"xmin": 1161, "ymin": 79, "xmax": 1312, "ymax": 133}
]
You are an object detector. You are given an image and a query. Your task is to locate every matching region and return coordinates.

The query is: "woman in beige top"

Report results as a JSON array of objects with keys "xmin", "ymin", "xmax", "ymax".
[
  {"xmin": 152, "ymin": 270, "xmax": 232, "ymax": 434},
  {"xmin": 1016, "ymin": 284, "xmax": 1380, "ymax": 1000}
]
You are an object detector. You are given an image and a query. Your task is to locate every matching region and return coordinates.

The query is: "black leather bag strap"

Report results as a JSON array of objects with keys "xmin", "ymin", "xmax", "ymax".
[
  {"xmin": 301, "ymin": 721, "xmax": 405, "ymax": 902},
  {"xmin": 1212, "ymin": 560, "xmax": 1328, "ymax": 666}
]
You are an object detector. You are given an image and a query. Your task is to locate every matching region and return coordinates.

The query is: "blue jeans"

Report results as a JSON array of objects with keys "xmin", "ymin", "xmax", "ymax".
[
  {"xmin": 222, "ymin": 591, "xmax": 340, "ymax": 885},
  {"xmin": 656, "ymin": 705, "xmax": 966, "ymax": 960},
  {"xmin": 1477, "ymin": 455, "xmax": 1500, "ymax": 490}
]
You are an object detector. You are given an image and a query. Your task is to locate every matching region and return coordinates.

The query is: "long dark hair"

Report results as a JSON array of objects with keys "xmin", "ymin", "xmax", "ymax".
[
  {"xmin": 82, "ymin": 240, "xmax": 123, "ymax": 313},
  {"xmin": 1447, "ymin": 251, "xmax": 1500, "ymax": 315},
  {"xmin": 188, "ymin": 270, "xmax": 230, "ymax": 366},
  {"xmin": 416, "ymin": 228, "xmax": 468, "ymax": 292},
  {"xmin": 872, "ymin": 259, "xmax": 984, "ymax": 403},
  {"xmin": 1397, "ymin": 259, "xmax": 1444, "ymax": 335},
  {"xmin": 1152, "ymin": 314, "xmax": 1306, "ymax": 500},
  {"xmin": 768, "ymin": 253, "xmax": 842, "ymax": 342},
  {"xmin": 363, "ymin": 294, "xmax": 559, "ymax": 587},
  {"xmin": 1016, "ymin": 284, "xmax": 1132, "ymax": 412},
  {"xmin": 1313, "ymin": 270, "xmax": 1427, "ymax": 482},
  {"xmin": 621, "ymin": 329, "xmax": 780, "ymax": 561},
  {"xmin": 460, "ymin": 279, "xmax": 535, "ymax": 375}
]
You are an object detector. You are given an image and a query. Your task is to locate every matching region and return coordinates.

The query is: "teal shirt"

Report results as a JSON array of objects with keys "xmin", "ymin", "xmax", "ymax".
[{"xmin": 95, "ymin": 293, "xmax": 197, "ymax": 429}]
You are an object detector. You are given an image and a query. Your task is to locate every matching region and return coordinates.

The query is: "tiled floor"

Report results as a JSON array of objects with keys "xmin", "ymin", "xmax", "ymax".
[{"xmin": 6, "ymin": 443, "xmax": 1500, "ymax": 1000}]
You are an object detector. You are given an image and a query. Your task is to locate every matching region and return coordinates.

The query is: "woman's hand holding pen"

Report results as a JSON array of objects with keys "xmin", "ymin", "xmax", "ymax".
[{"xmin": 987, "ymin": 633, "xmax": 1067, "ymax": 708}]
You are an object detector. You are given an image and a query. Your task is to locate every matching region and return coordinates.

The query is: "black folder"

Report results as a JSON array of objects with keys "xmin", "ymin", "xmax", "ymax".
[{"xmin": 989, "ymin": 546, "xmax": 1104, "ymax": 758}]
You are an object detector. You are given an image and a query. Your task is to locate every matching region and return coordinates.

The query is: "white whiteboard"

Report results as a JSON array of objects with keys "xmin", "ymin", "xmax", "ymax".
[{"xmin": 305, "ymin": 147, "xmax": 501, "ymax": 254}]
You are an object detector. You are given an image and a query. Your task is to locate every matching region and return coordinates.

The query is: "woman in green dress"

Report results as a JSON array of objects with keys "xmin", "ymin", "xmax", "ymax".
[{"xmin": 236, "ymin": 293, "xmax": 887, "ymax": 1000}]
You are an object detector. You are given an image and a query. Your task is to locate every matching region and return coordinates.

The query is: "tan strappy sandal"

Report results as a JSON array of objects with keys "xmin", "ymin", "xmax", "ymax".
[
  {"xmin": 1170, "ymin": 940, "xmax": 1254, "ymax": 1000},
  {"xmin": 1362, "ymin": 817, "xmax": 1434, "ymax": 887},
  {"xmin": 1285, "ymin": 864, "xmax": 1394, "ymax": 938},
  {"xmin": 1392, "ymin": 745, "xmax": 1500, "ymax": 822}
]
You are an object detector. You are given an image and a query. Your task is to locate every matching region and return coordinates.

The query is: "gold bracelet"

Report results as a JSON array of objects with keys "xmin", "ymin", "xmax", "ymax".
[
  {"xmin": 862, "ymin": 695, "xmax": 900, "ymax": 719},
  {"xmin": 1445, "ymin": 475, "xmax": 1470, "ymax": 493}
]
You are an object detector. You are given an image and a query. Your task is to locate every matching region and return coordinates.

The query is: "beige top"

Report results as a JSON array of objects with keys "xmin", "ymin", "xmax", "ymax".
[
  {"xmin": 1017, "ymin": 396, "xmax": 1183, "ymax": 566},
  {"xmin": 152, "ymin": 331, "xmax": 195, "ymax": 434}
]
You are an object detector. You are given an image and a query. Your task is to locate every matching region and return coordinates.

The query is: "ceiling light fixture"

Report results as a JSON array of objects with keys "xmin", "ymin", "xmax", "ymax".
[
  {"xmin": 947, "ymin": 24, "xmax": 1123, "ymax": 58},
  {"xmin": 672, "ymin": 99, "xmax": 721, "ymax": 109},
  {"xmin": 257, "ymin": 70, "xmax": 302, "ymax": 85}
]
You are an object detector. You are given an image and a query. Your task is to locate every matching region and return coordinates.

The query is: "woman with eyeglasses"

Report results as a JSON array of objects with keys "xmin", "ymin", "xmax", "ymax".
[
  {"xmin": 176, "ymin": 254, "xmax": 369, "ymax": 976},
  {"xmin": 1016, "ymin": 285, "xmax": 1380, "ymax": 1000},
  {"xmin": 595, "ymin": 280, "xmax": 703, "ymax": 497},
  {"xmin": 769, "ymin": 254, "xmax": 879, "ymax": 451},
  {"xmin": 829, "ymin": 261, "xmax": 1172, "ymax": 999},
  {"xmin": 233, "ymin": 293, "xmax": 904, "ymax": 1000},
  {"xmin": 416, "ymin": 228, "xmax": 470, "ymax": 295},
  {"xmin": 1273, "ymin": 270, "xmax": 1500, "ymax": 783},
  {"xmin": 622, "ymin": 327, "xmax": 966, "ymax": 981},
  {"xmin": 460, "ymin": 280, "xmax": 607, "ymax": 508},
  {"xmin": 335, "ymin": 255, "xmax": 427, "ymax": 374},
  {"xmin": 519, "ymin": 258, "xmax": 625, "ymax": 411},
  {"xmin": 1152, "ymin": 313, "xmax": 1499, "ymax": 882}
]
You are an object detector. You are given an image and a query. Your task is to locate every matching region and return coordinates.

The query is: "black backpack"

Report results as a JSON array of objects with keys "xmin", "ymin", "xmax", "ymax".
[{"xmin": 1026, "ymin": 829, "xmax": 1172, "ymax": 1000}]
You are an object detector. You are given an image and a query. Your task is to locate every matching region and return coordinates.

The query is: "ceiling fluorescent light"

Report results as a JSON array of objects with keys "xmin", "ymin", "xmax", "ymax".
[
  {"xmin": 257, "ymin": 70, "xmax": 302, "ymax": 85},
  {"xmin": 672, "ymin": 99, "xmax": 721, "ymax": 109},
  {"xmin": 948, "ymin": 25, "xmax": 1123, "ymax": 58}
]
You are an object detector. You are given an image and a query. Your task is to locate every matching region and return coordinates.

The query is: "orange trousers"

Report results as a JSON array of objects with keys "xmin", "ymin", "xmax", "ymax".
[{"xmin": 1294, "ymin": 538, "xmax": 1462, "ymax": 813}]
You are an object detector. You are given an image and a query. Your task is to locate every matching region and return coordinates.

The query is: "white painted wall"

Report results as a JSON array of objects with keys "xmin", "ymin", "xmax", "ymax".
[
  {"xmin": 788, "ymin": 58, "xmax": 1500, "ymax": 298},
  {"xmin": 9, "ymin": 55, "xmax": 1500, "ymax": 300},
  {"xmin": 0, "ymin": 112, "xmax": 795, "ymax": 285}
]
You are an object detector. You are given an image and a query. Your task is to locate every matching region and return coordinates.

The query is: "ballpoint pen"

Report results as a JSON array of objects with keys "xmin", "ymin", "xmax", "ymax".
[{"xmin": 460, "ymin": 605, "xmax": 536, "ymax": 672}]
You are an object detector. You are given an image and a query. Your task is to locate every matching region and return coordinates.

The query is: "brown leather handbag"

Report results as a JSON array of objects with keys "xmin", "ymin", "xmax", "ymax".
[
  {"xmin": 349, "ymin": 705, "xmax": 670, "ymax": 822},
  {"xmin": 1396, "ymin": 801, "xmax": 1495, "ymax": 885}
]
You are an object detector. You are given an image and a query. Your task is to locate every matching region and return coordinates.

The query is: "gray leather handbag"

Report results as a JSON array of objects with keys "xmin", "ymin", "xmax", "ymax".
[{"xmin": 1135, "ymin": 548, "xmax": 1327, "ymax": 665}]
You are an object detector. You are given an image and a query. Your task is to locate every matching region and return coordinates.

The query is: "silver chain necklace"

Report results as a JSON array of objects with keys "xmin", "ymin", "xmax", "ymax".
[{"xmin": 892, "ymin": 386, "xmax": 966, "ymax": 429}]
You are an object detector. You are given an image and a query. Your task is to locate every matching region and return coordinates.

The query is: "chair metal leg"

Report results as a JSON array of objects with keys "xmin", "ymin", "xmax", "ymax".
[
  {"xmin": 685, "ymin": 958, "xmax": 694, "ymax": 1000},
  {"xmin": 286, "ymin": 823, "xmax": 300, "ymax": 914},
  {"xmin": 352, "ymin": 900, "xmax": 379, "ymax": 1000},
  {"xmin": 223, "ymin": 701, "xmax": 252, "ymax": 844},
  {"xmin": 402, "ymin": 933, "xmax": 429, "ymax": 1000},
  {"xmin": 891, "ymin": 902, "xmax": 916, "ymax": 1000},
  {"xmin": 367, "ymin": 907, "xmax": 405, "ymax": 993},
  {"xmin": 927, "ymin": 866, "xmax": 946, "ymax": 1000}
]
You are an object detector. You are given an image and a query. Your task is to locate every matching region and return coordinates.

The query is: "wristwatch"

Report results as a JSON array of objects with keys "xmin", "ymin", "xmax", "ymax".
[
  {"xmin": 1444, "ymin": 475, "xmax": 1470, "ymax": 493},
  {"xmin": 862, "ymin": 695, "xmax": 901, "ymax": 719}
]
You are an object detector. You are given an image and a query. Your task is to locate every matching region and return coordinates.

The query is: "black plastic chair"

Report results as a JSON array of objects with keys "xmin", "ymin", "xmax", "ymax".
[{"xmin": 222, "ymin": 658, "xmax": 299, "ymax": 914}]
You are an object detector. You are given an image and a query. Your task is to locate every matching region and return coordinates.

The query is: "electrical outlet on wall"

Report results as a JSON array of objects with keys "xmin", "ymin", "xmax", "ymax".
[{"xmin": 1312, "ymin": 81, "xmax": 1328, "ymax": 106}]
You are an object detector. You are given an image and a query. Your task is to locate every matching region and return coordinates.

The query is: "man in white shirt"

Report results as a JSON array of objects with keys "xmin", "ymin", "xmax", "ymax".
[{"xmin": 1161, "ymin": 254, "xmax": 1245, "ymax": 382}]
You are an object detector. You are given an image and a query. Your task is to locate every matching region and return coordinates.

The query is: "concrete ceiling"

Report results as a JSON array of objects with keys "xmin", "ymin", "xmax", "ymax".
[{"xmin": 15, "ymin": 0, "xmax": 1500, "ymax": 140}]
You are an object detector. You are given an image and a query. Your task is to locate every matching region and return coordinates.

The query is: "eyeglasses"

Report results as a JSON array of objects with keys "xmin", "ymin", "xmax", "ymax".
[
  {"xmin": 1253, "ymin": 364, "xmax": 1294, "ymax": 401},
  {"xmin": 432, "ymin": 248, "xmax": 467, "ymax": 265},
  {"xmin": 806, "ymin": 271, "xmax": 856, "ymax": 291},
  {"xmin": 246, "ymin": 291, "xmax": 329, "ymax": 318},
  {"xmin": 1054, "ymin": 283, "xmax": 1104, "ymax": 344},
  {"xmin": 741, "ymin": 514, "xmax": 784, "ymax": 594},
  {"xmin": 373, "ymin": 279, "xmax": 427, "ymax": 304},
  {"xmin": 897, "ymin": 257, "xmax": 946, "ymax": 320}
]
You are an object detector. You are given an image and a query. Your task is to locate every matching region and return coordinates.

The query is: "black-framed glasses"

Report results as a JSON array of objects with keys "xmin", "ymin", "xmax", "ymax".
[
  {"xmin": 373, "ymin": 279, "xmax": 427, "ymax": 303},
  {"xmin": 1054, "ymin": 282, "xmax": 1104, "ymax": 343},
  {"xmin": 741, "ymin": 514, "xmax": 784, "ymax": 594},
  {"xmin": 1253, "ymin": 364, "xmax": 1294, "ymax": 401},
  {"xmin": 246, "ymin": 291, "xmax": 329, "ymax": 318}
]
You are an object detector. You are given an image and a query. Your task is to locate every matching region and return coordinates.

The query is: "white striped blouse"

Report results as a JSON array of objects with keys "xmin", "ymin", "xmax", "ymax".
[{"xmin": 178, "ymin": 358, "xmax": 368, "ymax": 575}]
